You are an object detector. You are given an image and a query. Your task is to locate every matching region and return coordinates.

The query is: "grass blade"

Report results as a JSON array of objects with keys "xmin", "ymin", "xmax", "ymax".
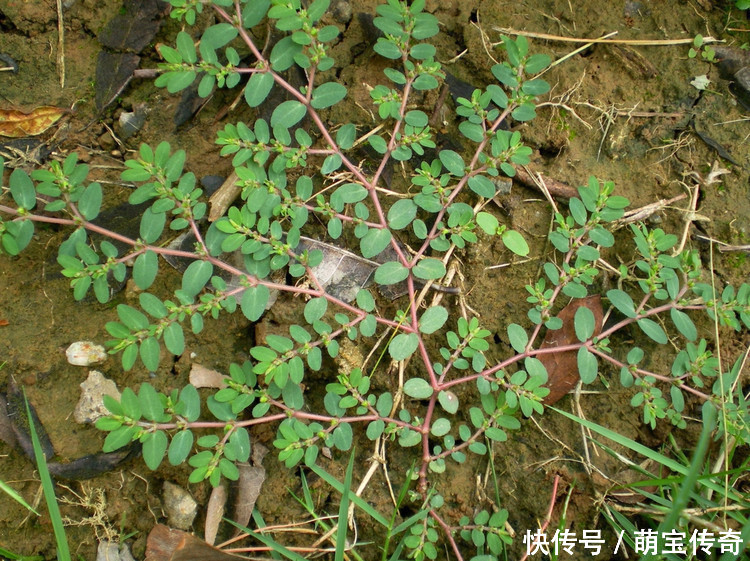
[
  {"xmin": 0, "ymin": 477, "xmax": 39, "ymax": 515},
  {"xmin": 24, "ymin": 391, "xmax": 70, "ymax": 561},
  {"xmin": 335, "ymin": 451, "xmax": 356, "ymax": 561},
  {"xmin": 309, "ymin": 462, "xmax": 389, "ymax": 527}
]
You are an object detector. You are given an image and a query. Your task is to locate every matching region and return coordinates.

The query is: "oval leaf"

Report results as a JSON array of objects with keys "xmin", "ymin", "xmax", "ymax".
[
  {"xmin": 389, "ymin": 332, "xmax": 419, "ymax": 360},
  {"xmin": 404, "ymin": 378, "xmax": 433, "ymax": 399}
]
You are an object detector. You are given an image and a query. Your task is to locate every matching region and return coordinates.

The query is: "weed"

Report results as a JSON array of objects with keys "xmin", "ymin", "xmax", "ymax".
[{"xmin": 1, "ymin": 0, "xmax": 749, "ymax": 559}]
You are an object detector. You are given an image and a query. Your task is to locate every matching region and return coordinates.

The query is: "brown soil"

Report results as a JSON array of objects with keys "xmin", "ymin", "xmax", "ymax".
[{"xmin": 1, "ymin": 0, "xmax": 748, "ymax": 560}]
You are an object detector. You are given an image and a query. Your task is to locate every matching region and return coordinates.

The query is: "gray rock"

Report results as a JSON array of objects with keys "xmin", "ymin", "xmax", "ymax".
[
  {"xmin": 74, "ymin": 370, "xmax": 121, "ymax": 424},
  {"xmin": 163, "ymin": 481, "xmax": 198, "ymax": 530}
]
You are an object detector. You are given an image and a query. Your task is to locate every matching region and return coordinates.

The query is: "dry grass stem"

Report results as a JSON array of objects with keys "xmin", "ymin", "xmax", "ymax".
[
  {"xmin": 56, "ymin": 0, "xmax": 65, "ymax": 88},
  {"xmin": 492, "ymin": 27, "xmax": 724, "ymax": 46}
]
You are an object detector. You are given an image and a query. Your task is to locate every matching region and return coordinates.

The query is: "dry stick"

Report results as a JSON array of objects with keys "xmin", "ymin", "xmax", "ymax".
[
  {"xmin": 514, "ymin": 166, "xmax": 578, "ymax": 200},
  {"xmin": 492, "ymin": 27, "xmax": 724, "ymax": 46},
  {"xmin": 56, "ymin": 0, "xmax": 65, "ymax": 88},
  {"xmin": 693, "ymin": 233, "xmax": 750, "ymax": 253},
  {"xmin": 543, "ymin": 31, "xmax": 618, "ymax": 73},
  {"xmin": 208, "ymin": 170, "xmax": 240, "ymax": 222}
]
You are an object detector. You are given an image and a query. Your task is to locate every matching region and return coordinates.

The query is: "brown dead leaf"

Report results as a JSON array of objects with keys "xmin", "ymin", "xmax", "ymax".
[
  {"xmin": 0, "ymin": 106, "xmax": 66, "ymax": 138},
  {"xmin": 145, "ymin": 524, "xmax": 242, "ymax": 561},
  {"xmin": 204, "ymin": 484, "xmax": 227, "ymax": 546},
  {"xmin": 189, "ymin": 363, "xmax": 228, "ymax": 389},
  {"xmin": 232, "ymin": 442, "xmax": 268, "ymax": 535},
  {"xmin": 540, "ymin": 295, "xmax": 603, "ymax": 405}
]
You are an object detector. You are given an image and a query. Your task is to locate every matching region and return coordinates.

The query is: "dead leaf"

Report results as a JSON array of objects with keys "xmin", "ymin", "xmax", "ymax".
[
  {"xmin": 204, "ymin": 484, "xmax": 227, "ymax": 546},
  {"xmin": 145, "ymin": 524, "xmax": 243, "ymax": 561},
  {"xmin": 0, "ymin": 106, "xmax": 66, "ymax": 138},
  {"xmin": 98, "ymin": 0, "xmax": 163, "ymax": 52},
  {"xmin": 232, "ymin": 443, "xmax": 268, "ymax": 534},
  {"xmin": 540, "ymin": 295, "xmax": 603, "ymax": 405},
  {"xmin": 189, "ymin": 363, "xmax": 228, "ymax": 389},
  {"xmin": 95, "ymin": 51, "xmax": 141, "ymax": 112}
]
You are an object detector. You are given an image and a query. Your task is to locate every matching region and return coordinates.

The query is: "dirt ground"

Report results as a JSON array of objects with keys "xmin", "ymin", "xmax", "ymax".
[{"xmin": 0, "ymin": 0, "xmax": 749, "ymax": 559}]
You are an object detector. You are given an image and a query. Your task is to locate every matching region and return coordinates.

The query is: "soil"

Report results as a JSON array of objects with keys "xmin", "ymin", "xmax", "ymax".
[{"xmin": 0, "ymin": 0, "xmax": 749, "ymax": 560}]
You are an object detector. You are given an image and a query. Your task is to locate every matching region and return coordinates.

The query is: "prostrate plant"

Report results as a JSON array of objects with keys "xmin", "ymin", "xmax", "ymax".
[{"xmin": 1, "ymin": 1, "xmax": 749, "ymax": 558}]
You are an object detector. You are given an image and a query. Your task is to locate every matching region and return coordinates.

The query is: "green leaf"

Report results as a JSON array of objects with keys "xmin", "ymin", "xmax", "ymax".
[
  {"xmin": 229, "ymin": 428, "xmax": 251, "ymax": 463},
  {"xmin": 404, "ymin": 378, "xmax": 433, "ymax": 399},
  {"xmin": 270, "ymin": 36, "xmax": 302, "ymax": 71},
  {"xmin": 525, "ymin": 53, "xmax": 551, "ymax": 74},
  {"xmin": 202, "ymin": 23, "xmax": 238, "ymax": 48},
  {"xmin": 118, "ymin": 304, "xmax": 149, "ymax": 330},
  {"xmin": 387, "ymin": 199, "xmax": 417, "ymax": 230},
  {"xmin": 181, "ymin": 260, "xmax": 215, "ymax": 300},
  {"xmin": 78, "ymin": 182, "xmax": 102, "ymax": 220},
  {"xmin": 179, "ymin": 385, "xmax": 201, "ymax": 422},
  {"xmin": 142, "ymin": 430, "xmax": 168, "ymax": 470},
  {"xmin": 607, "ymin": 289, "xmax": 636, "ymax": 318},
  {"xmin": 374, "ymin": 38, "xmax": 402, "ymax": 59},
  {"xmin": 241, "ymin": 285, "xmax": 269, "ymax": 322},
  {"xmin": 413, "ymin": 258, "xmax": 446, "ymax": 280},
  {"xmin": 103, "ymin": 425, "xmax": 137, "ymax": 453},
  {"xmin": 336, "ymin": 123, "xmax": 356, "ymax": 149},
  {"xmin": 311, "ymin": 82, "xmax": 347, "ymax": 109},
  {"xmin": 321, "ymin": 153, "xmax": 342, "ymax": 174},
  {"xmin": 133, "ymin": 250, "xmax": 158, "ymax": 290},
  {"xmin": 521, "ymin": 78, "xmax": 550, "ymax": 96},
  {"xmin": 438, "ymin": 150, "xmax": 465, "ymax": 176},
  {"xmin": 9, "ymin": 168, "xmax": 36, "ymax": 209},
  {"xmin": 368, "ymin": 134, "xmax": 387, "ymax": 154},
  {"xmin": 501, "ymin": 230, "xmax": 529, "ymax": 256},
  {"xmin": 332, "ymin": 423, "xmax": 352, "ymax": 451},
  {"xmin": 670, "ymin": 308, "xmax": 697, "ymax": 341},
  {"xmin": 438, "ymin": 390, "xmax": 459, "ymax": 414},
  {"xmin": 476, "ymin": 212, "xmax": 499, "ymax": 235},
  {"xmin": 304, "ymin": 297, "xmax": 327, "ymax": 323},
  {"xmin": 164, "ymin": 323, "xmax": 185, "ymax": 356},
  {"xmin": 389, "ymin": 333, "xmax": 419, "ymax": 360},
  {"xmin": 574, "ymin": 306, "xmax": 595, "ymax": 342},
  {"xmin": 140, "ymin": 292, "xmax": 166, "ymax": 319},
  {"xmin": 140, "ymin": 207, "xmax": 166, "ymax": 244},
  {"xmin": 168, "ymin": 430, "xmax": 193, "ymax": 465},
  {"xmin": 419, "ymin": 306, "xmax": 448, "ymax": 334},
  {"xmin": 468, "ymin": 175, "xmax": 496, "ymax": 198},
  {"xmin": 577, "ymin": 347, "xmax": 598, "ymax": 383},
  {"xmin": 270, "ymin": 100, "xmax": 307, "ymax": 128},
  {"xmin": 374, "ymin": 261, "xmax": 408, "ymax": 285},
  {"xmin": 175, "ymin": 31, "xmax": 196, "ymax": 63},
  {"xmin": 430, "ymin": 418, "xmax": 451, "ymax": 437},
  {"xmin": 245, "ymin": 72, "xmax": 275, "ymax": 108},
  {"xmin": 360, "ymin": 228, "xmax": 392, "ymax": 258},
  {"xmin": 140, "ymin": 336, "xmax": 161, "ymax": 371},
  {"xmin": 120, "ymin": 387, "xmax": 141, "ymax": 420},
  {"xmin": 507, "ymin": 323, "xmax": 528, "ymax": 352},
  {"xmin": 637, "ymin": 318, "xmax": 668, "ymax": 344}
]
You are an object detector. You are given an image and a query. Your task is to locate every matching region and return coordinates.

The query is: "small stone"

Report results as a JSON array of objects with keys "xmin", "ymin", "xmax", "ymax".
[
  {"xmin": 163, "ymin": 482, "xmax": 197, "ymax": 530},
  {"xmin": 66, "ymin": 341, "xmax": 107, "ymax": 366},
  {"xmin": 96, "ymin": 540, "xmax": 136, "ymax": 561},
  {"xmin": 74, "ymin": 370, "xmax": 121, "ymax": 424}
]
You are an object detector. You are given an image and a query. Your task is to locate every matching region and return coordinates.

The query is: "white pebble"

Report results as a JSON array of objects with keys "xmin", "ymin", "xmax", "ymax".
[{"xmin": 66, "ymin": 341, "xmax": 107, "ymax": 366}]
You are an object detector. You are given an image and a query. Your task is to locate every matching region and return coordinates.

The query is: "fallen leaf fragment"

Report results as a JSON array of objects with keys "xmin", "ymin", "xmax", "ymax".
[
  {"xmin": 204, "ymin": 484, "xmax": 227, "ymax": 546},
  {"xmin": 232, "ymin": 442, "xmax": 269, "ymax": 535},
  {"xmin": 145, "ymin": 524, "xmax": 243, "ymax": 561},
  {"xmin": 0, "ymin": 106, "xmax": 66, "ymax": 138},
  {"xmin": 539, "ymin": 295, "xmax": 603, "ymax": 405},
  {"xmin": 189, "ymin": 363, "xmax": 228, "ymax": 389}
]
